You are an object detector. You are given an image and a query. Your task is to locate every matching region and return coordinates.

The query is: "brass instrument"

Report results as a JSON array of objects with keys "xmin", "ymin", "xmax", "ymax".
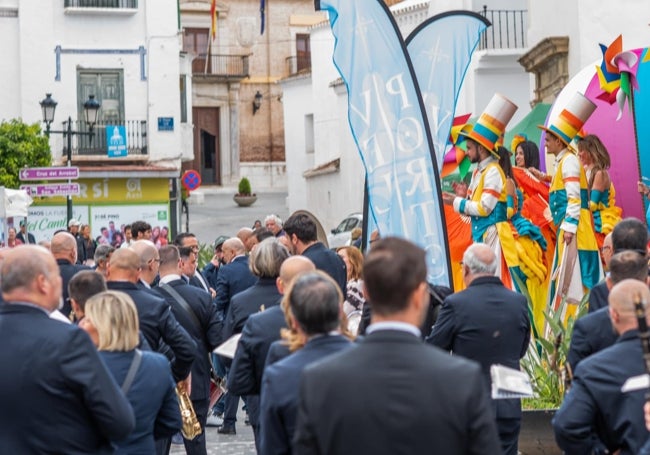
[
  {"xmin": 175, "ymin": 382, "xmax": 202, "ymax": 440},
  {"xmin": 633, "ymin": 292, "xmax": 650, "ymax": 402}
]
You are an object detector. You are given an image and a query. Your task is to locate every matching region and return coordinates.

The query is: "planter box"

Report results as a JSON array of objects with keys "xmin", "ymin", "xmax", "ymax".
[
  {"xmin": 519, "ymin": 409, "xmax": 560, "ymax": 454},
  {"xmin": 233, "ymin": 195, "xmax": 257, "ymax": 207}
]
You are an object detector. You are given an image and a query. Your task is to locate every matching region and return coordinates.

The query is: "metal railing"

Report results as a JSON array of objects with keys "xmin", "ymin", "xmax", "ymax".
[
  {"xmin": 285, "ymin": 55, "xmax": 312, "ymax": 75},
  {"xmin": 64, "ymin": 0, "xmax": 138, "ymax": 7},
  {"xmin": 192, "ymin": 54, "xmax": 250, "ymax": 78},
  {"xmin": 478, "ymin": 6, "xmax": 527, "ymax": 50},
  {"xmin": 65, "ymin": 120, "xmax": 147, "ymax": 156}
]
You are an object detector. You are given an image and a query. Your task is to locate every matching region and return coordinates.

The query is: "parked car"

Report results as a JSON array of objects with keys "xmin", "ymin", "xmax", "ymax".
[{"xmin": 327, "ymin": 213, "xmax": 363, "ymax": 249}]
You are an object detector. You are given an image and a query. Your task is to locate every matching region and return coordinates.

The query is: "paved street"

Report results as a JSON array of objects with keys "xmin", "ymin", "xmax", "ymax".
[
  {"xmin": 170, "ymin": 405, "xmax": 256, "ymax": 455},
  {"xmin": 186, "ymin": 186, "xmax": 289, "ymax": 246}
]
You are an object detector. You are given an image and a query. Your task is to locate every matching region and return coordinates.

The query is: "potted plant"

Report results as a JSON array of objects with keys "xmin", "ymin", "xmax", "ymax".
[
  {"xmin": 233, "ymin": 177, "xmax": 257, "ymax": 207},
  {"xmin": 517, "ymin": 292, "xmax": 588, "ymax": 454}
]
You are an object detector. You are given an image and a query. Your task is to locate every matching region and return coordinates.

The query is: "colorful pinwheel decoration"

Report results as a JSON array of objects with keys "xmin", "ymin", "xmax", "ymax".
[
  {"xmin": 441, "ymin": 113, "xmax": 472, "ymax": 179},
  {"xmin": 595, "ymin": 35, "xmax": 640, "ymax": 120}
]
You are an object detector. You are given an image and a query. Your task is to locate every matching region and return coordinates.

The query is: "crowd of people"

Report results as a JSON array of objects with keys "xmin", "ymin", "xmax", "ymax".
[{"xmin": 2, "ymin": 91, "xmax": 650, "ymax": 453}]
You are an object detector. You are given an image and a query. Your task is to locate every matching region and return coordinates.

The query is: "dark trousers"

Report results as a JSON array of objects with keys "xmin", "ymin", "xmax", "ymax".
[
  {"xmin": 497, "ymin": 417, "xmax": 521, "ymax": 455},
  {"xmin": 183, "ymin": 398, "xmax": 209, "ymax": 455},
  {"xmin": 246, "ymin": 395, "xmax": 261, "ymax": 451},
  {"xmin": 223, "ymin": 391, "xmax": 240, "ymax": 428}
]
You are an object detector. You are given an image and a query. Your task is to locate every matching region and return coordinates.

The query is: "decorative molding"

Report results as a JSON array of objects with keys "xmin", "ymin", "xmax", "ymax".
[
  {"xmin": 303, "ymin": 158, "xmax": 340, "ymax": 178},
  {"xmin": 54, "ymin": 45, "xmax": 147, "ymax": 81},
  {"xmin": 518, "ymin": 36, "xmax": 569, "ymax": 106},
  {"xmin": 0, "ymin": 7, "xmax": 18, "ymax": 17}
]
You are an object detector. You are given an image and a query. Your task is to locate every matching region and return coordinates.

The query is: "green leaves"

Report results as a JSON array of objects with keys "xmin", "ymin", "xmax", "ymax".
[
  {"xmin": 521, "ymin": 291, "xmax": 589, "ymax": 409},
  {"xmin": 0, "ymin": 119, "xmax": 52, "ymax": 189},
  {"xmin": 237, "ymin": 177, "xmax": 252, "ymax": 196}
]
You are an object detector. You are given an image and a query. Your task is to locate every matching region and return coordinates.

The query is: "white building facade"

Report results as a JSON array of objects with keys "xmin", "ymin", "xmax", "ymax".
[{"xmin": 0, "ymin": 0, "xmax": 190, "ymax": 238}]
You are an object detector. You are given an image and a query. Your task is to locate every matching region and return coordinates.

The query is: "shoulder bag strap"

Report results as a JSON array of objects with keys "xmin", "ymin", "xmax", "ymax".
[
  {"xmin": 159, "ymin": 282, "xmax": 202, "ymax": 332},
  {"xmin": 121, "ymin": 349, "xmax": 143, "ymax": 394}
]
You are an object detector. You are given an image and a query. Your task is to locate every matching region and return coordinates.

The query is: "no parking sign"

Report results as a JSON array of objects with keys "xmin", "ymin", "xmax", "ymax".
[{"xmin": 181, "ymin": 170, "xmax": 201, "ymax": 192}]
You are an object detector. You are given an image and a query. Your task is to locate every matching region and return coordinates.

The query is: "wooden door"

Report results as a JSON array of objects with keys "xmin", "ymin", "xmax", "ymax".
[{"xmin": 192, "ymin": 107, "xmax": 220, "ymax": 185}]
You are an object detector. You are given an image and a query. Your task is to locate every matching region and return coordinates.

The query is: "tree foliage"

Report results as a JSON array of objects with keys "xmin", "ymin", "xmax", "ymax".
[
  {"xmin": 237, "ymin": 177, "xmax": 253, "ymax": 196},
  {"xmin": 0, "ymin": 119, "xmax": 51, "ymax": 189}
]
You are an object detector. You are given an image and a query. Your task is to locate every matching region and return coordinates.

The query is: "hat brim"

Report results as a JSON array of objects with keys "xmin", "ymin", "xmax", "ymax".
[
  {"xmin": 537, "ymin": 125, "xmax": 571, "ymax": 147},
  {"xmin": 458, "ymin": 130, "xmax": 500, "ymax": 159}
]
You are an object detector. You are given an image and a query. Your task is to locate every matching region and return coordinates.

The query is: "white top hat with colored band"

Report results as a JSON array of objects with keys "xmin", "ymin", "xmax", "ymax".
[
  {"xmin": 459, "ymin": 93, "xmax": 518, "ymax": 156},
  {"xmin": 538, "ymin": 92, "xmax": 597, "ymax": 147}
]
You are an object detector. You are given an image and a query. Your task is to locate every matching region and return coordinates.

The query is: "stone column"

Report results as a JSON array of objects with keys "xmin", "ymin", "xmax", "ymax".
[{"xmin": 229, "ymin": 82, "xmax": 241, "ymax": 183}]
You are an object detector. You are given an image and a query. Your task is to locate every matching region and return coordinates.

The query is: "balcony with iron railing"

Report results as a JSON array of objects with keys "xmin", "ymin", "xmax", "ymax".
[
  {"xmin": 61, "ymin": 120, "xmax": 147, "ymax": 160},
  {"xmin": 477, "ymin": 6, "xmax": 527, "ymax": 51},
  {"xmin": 285, "ymin": 55, "xmax": 312, "ymax": 76},
  {"xmin": 65, "ymin": 0, "xmax": 138, "ymax": 8},
  {"xmin": 191, "ymin": 54, "xmax": 250, "ymax": 81}
]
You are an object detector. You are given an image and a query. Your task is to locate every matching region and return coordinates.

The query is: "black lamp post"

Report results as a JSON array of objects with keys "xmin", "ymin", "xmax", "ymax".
[
  {"xmin": 39, "ymin": 93, "xmax": 101, "ymax": 225},
  {"xmin": 253, "ymin": 91, "xmax": 263, "ymax": 115}
]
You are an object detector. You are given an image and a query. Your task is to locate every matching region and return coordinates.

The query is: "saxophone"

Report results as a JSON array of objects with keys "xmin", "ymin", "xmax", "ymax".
[{"xmin": 175, "ymin": 381, "xmax": 202, "ymax": 440}]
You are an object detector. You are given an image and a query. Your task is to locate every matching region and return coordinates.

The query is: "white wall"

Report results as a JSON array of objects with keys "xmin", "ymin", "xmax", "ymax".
[
  {"xmin": 5, "ymin": 0, "xmax": 183, "ymax": 167},
  {"xmin": 528, "ymin": 0, "xmax": 648, "ymax": 78}
]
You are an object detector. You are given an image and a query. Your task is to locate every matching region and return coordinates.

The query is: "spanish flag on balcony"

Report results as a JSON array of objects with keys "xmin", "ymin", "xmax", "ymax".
[{"xmin": 210, "ymin": 0, "xmax": 217, "ymax": 41}]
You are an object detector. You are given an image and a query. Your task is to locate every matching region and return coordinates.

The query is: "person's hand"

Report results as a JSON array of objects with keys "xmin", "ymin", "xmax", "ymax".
[
  {"xmin": 451, "ymin": 181, "xmax": 468, "ymax": 198},
  {"xmin": 209, "ymin": 287, "xmax": 216, "ymax": 299},
  {"xmin": 638, "ymin": 181, "xmax": 650, "ymax": 197},
  {"xmin": 563, "ymin": 232, "xmax": 574, "ymax": 245},
  {"xmin": 442, "ymin": 192, "xmax": 456, "ymax": 205}
]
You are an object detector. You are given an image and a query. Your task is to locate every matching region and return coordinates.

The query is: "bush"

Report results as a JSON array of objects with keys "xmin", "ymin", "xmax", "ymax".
[
  {"xmin": 0, "ymin": 119, "xmax": 51, "ymax": 189},
  {"xmin": 237, "ymin": 177, "xmax": 253, "ymax": 196}
]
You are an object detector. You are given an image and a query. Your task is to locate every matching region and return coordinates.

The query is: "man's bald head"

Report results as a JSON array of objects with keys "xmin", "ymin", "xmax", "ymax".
[
  {"xmin": 130, "ymin": 240, "xmax": 158, "ymax": 268},
  {"xmin": 1, "ymin": 245, "xmax": 61, "ymax": 311},
  {"xmin": 463, "ymin": 244, "xmax": 497, "ymax": 278},
  {"xmin": 237, "ymin": 228, "xmax": 254, "ymax": 243},
  {"xmin": 609, "ymin": 279, "xmax": 650, "ymax": 334},
  {"xmin": 50, "ymin": 232, "xmax": 78, "ymax": 262},
  {"xmin": 107, "ymin": 248, "xmax": 140, "ymax": 283},
  {"xmin": 277, "ymin": 255, "xmax": 315, "ymax": 295}
]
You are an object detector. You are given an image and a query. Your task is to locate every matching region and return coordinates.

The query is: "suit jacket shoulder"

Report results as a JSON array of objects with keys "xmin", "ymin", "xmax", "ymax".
[{"xmin": 295, "ymin": 330, "xmax": 501, "ymax": 455}]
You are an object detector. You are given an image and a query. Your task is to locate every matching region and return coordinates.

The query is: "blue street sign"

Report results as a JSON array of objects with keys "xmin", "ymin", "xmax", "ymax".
[
  {"xmin": 158, "ymin": 117, "xmax": 174, "ymax": 131},
  {"xmin": 107, "ymin": 125, "xmax": 128, "ymax": 157}
]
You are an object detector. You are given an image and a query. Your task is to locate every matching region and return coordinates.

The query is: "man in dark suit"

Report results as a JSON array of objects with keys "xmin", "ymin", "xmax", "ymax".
[
  {"xmin": 16, "ymin": 220, "xmax": 36, "ymax": 244},
  {"xmin": 106, "ymin": 248, "xmax": 195, "ymax": 385},
  {"xmin": 203, "ymin": 235, "xmax": 229, "ymax": 290},
  {"xmin": 294, "ymin": 237, "xmax": 500, "ymax": 454},
  {"xmin": 221, "ymin": 238, "xmax": 288, "ymax": 442},
  {"xmin": 568, "ymin": 250, "xmax": 648, "ymax": 374},
  {"xmin": 589, "ymin": 218, "xmax": 647, "ymax": 313},
  {"xmin": 0, "ymin": 245, "xmax": 135, "ymax": 453},
  {"xmin": 283, "ymin": 212, "xmax": 346, "ymax": 293},
  {"xmin": 174, "ymin": 232, "xmax": 215, "ymax": 296},
  {"xmin": 229, "ymin": 256, "xmax": 315, "ymax": 398},
  {"xmin": 215, "ymin": 237, "xmax": 257, "ymax": 318},
  {"xmin": 260, "ymin": 271, "xmax": 353, "ymax": 455},
  {"xmin": 51, "ymin": 231, "xmax": 91, "ymax": 318},
  {"xmin": 428, "ymin": 243, "xmax": 530, "ymax": 455},
  {"xmin": 553, "ymin": 279, "xmax": 650, "ymax": 454},
  {"xmin": 155, "ymin": 245, "xmax": 222, "ymax": 455}
]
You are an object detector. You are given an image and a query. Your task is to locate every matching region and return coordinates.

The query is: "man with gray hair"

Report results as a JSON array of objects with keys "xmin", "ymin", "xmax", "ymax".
[
  {"xmin": 428, "ymin": 243, "xmax": 530, "ymax": 455},
  {"xmin": 264, "ymin": 214, "xmax": 285, "ymax": 237},
  {"xmin": 260, "ymin": 271, "xmax": 352, "ymax": 454},
  {"xmin": 93, "ymin": 244, "xmax": 115, "ymax": 278},
  {"xmin": 0, "ymin": 246, "xmax": 135, "ymax": 451}
]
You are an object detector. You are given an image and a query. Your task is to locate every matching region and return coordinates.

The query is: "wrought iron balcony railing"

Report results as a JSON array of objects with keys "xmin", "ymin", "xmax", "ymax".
[
  {"xmin": 63, "ymin": 120, "xmax": 147, "ymax": 157},
  {"xmin": 192, "ymin": 54, "xmax": 250, "ymax": 78},
  {"xmin": 64, "ymin": 0, "xmax": 138, "ymax": 8},
  {"xmin": 478, "ymin": 6, "xmax": 527, "ymax": 50}
]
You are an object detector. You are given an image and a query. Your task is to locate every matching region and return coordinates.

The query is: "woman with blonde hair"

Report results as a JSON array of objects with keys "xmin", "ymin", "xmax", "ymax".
[
  {"xmin": 577, "ymin": 134, "xmax": 622, "ymax": 248},
  {"xmin": 80, "ymin": 291, "xmax": 181, "ymax": 454},
  {"xmin": 337, "ymin": 246, "xmax": 366, "ymax": 316}
]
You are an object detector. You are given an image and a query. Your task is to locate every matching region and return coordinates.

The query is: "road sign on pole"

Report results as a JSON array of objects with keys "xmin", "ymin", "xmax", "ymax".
[
  {"xmin": 19, "ymin": 167, "xmax": 80, "ymax": 181},
  {"xmin": 19, "ymin": 183, "xmax": 80, "ymax": 197},
  {"xmin": 182, "ymin": 170, "xmax": 202, "ymax": 192}
]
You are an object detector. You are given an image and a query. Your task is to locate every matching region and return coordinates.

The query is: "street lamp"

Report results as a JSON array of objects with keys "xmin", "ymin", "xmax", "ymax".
[
  {"xmin": 39, "ymin": 93, "xmax": 101, "ymax": 225},
  {"xmin": 253, "ymin": 91, "xmax": 263, "ymax": 115}
]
